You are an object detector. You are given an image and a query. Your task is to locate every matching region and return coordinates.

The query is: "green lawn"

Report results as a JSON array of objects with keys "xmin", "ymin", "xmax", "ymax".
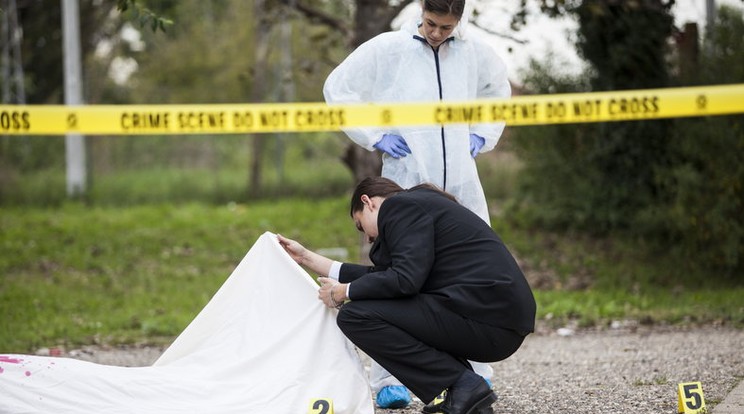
[
  {"xmin": 0, "ymin": 199, "xmax": 357, "ymax": 352},
  {"xmin": 1, "ymin": 199, "xmax": 742, "ymax": 353}
]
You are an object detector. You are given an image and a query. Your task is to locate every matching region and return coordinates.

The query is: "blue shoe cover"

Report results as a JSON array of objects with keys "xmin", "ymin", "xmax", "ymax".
[{"xmin": 376, "ymin": 385, "xmax": 412, "ymax": 409}]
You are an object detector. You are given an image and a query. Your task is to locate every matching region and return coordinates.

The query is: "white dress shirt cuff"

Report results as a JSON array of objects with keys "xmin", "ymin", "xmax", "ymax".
[
  {"xmin": 329, "ymin": 261, "xmax": 342, "ymax": 281},
  {"xmin": 328, "ymin": 261, "xmax": 350, "ymax": 299}
]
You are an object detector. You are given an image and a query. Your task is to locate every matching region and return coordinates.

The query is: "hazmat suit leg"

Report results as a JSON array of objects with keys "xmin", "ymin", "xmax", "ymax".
[{"xmin": 369, "ymin": 359, "xmax": 493, "ymax": 393}]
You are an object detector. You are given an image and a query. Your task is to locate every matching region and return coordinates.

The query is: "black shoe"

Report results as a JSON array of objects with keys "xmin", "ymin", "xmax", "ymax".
[{"xmin": 425, "ymin": 372, "xmax": 496, "ymax": 414}]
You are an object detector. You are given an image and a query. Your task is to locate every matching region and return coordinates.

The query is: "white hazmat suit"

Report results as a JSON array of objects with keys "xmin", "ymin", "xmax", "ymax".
[
  {"xmin": 323, "ymin": 18, "xmax": 511, "ymax": 224},
  {"xmin": 323, "ymin": 15, "xmax": 511, "ymax": 396}
]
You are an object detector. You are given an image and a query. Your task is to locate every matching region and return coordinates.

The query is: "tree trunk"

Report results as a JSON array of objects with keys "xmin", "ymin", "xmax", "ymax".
[
  {"xmin": 249, "ymin": 0, "xmax": 272, "ymax": 196},
  {"xmin": 340, "ymin": 0, "xmax": 400, "ymax": 184},
  {"xmin": 348, "ymin": 0, "xmax": 409, "ymax": 261},
  {"xmin": 275, "ymin": 0, "xmax": 296, "ymax": 183},
  {"xmin": 676, "ymin": 22, "xmax": 699, "ymax": 82}
]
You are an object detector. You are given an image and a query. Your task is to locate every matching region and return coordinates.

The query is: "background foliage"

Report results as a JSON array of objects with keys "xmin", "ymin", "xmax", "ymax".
[
  {"xmin": 2, "ymin": 1, "xmax": 742, "ymax": 275},
  {"xmin": 0, "ymin": 1, "xmax": 742, "ymax": 352},
  {"xmin": 511, "ymin": 4, "xmax": 744, "ymax": 275}
]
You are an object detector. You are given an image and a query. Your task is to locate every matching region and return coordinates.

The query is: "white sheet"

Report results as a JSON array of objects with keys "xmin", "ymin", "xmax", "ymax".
[{"xmin": 0, "ymin": 232, "xmax": 374, "ymax": 414}]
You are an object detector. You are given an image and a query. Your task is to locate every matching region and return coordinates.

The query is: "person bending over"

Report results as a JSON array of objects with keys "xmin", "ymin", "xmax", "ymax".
[{"xmin": 278, "ymin": 177, "xmax": 535, "ymax": 414}]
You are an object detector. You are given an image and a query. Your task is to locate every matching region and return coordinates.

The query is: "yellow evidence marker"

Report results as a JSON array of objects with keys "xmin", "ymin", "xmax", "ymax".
[
  {"xmin": 308, "ymin": 398, "xmax": 334, "ymax": 414},
  {"xmin": 678, "ymin": 382, "xmax": 707, "ymax": 414}
]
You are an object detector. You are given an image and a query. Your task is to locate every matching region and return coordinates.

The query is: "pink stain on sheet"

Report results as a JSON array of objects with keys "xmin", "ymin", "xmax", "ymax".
[
  {"xmin": 0, "ymin": 356, "xmax": 23, "ymax": 364},
  {"xmin": 0, "ymin": 366, "xmax": 4, "ymax": 374},
  {"xmin": 25, "ymin": 371, "xmax": 31, "ymax": 376}
]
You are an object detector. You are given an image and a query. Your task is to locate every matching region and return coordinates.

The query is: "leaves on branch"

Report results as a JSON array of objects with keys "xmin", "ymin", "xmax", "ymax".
[{"xmin": 116, "ymin": 0, "xmax": 173, "ymax": 33}]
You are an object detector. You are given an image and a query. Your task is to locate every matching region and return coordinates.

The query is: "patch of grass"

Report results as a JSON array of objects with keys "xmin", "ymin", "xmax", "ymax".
[
  {"xmin": 478, "ymin": 148, "xmax": 523, "ymax": 203},
  {"xmin": 3, "ymin": 139, "xmax": 743, "ymax": 353},
  {"xmin": 536, "ymin": 288, "xmax": 744, "ymax": 328},
  {"xmin": 0, "ymin": 199, "xmax": 358, "ymax": 352},
  {"xmin": 1, "ymin": 163, "xmax": 353, "ymax": 207},
  {"xmin": 0, "ymin": 134, "xmax": 353, "ymax": 207},
  {"xmin": 2, "ymin": 198, "xmax": 742, "ymax": 354},
  {"xmin": 495, "ymin": 224, "xmax": 744, "ymax": 329}
]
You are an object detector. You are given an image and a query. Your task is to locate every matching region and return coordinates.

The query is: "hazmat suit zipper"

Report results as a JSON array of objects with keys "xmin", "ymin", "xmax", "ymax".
[
  {"xmin": 432, "ymin": 45, "xmax": 447, "ymax": 190},
  {"xmin": 413, "ymin": 34, "xmax": 454, "ymax": 191}
]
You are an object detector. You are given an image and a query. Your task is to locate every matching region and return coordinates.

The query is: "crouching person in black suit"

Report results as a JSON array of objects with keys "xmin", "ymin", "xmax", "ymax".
[{"xmin": 278, "ymin": 177, "xmax": 536, "ymax": 414}]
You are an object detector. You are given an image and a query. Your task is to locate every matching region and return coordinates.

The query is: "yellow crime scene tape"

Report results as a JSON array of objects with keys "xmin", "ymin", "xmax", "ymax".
[{"xmin": 1, "ymin": 84, "xmax": 743, "ymax": 135}]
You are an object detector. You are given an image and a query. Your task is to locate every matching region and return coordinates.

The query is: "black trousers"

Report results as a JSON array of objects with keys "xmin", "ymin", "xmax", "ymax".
[{"xmin": 336, "ymin": 295, "xmax": 525, "ymax": 403}]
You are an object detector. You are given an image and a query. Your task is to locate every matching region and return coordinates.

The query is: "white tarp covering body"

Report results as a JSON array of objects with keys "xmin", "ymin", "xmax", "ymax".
[{"xmin": 0, "ymin": 232, "xmax": 374, "ymax": 414}]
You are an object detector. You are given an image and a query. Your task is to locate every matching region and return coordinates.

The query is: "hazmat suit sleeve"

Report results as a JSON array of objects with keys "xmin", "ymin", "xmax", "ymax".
[
  {"xmin": 323, "ymin": 41, "xmax": 386, "ymax": 151},
  {"xmin": 469, "ymin": 40, "xmax": 512, "ymax": 154}
]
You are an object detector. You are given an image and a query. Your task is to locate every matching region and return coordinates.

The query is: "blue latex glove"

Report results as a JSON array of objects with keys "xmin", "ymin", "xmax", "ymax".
[
  {"xmin": 373, "ymin": 134, "xmax": 411, "ymax": 159},
  {"xmin": 469, "ymin": 133, "xmax": 485, "ymax": 158}
]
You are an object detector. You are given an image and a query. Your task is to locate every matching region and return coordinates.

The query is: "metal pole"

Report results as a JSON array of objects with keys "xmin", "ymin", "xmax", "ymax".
[
  {"xmin": 706, "ymin": 0, "xmax": 716, "ymax": 35},
  {"xmin": 61, "ymin": 0, "xmax": 87, "ymax": 197}
]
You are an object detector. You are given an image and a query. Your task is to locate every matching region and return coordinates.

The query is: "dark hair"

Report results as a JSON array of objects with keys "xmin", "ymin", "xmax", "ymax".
[
  {"xmin": 349, "ymin": 177, "xmax": 458, "ymax": 217},
  {"xmin": 423, "ymin": 0, "xmax": 466, "ymax": 19}
]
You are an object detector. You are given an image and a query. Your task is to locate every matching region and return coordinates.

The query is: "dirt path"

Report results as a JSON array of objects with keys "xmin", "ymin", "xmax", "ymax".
[{"xmin": 68, "ymin": 325, "xmax": 744, "ymax": 414}]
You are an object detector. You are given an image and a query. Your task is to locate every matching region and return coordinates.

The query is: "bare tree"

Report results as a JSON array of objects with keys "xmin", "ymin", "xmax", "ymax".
[
  {"xmin": 1, "ymin": 0, "xmax": 25, "ymax": 103},
  {"xmin": 282, "ymin": 0, "xmax": 409, "ymax": 183},
  {"xmin": 342, "ymin": 1, "xmax": 410, "ymax": 182},
  {"xmin": 249, "ymin": 0, "xmax": 273, "ymax": 195}
]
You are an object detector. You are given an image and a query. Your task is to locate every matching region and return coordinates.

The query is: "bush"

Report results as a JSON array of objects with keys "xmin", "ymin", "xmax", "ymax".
[{"xmin": 509, "ymin": 4, "xmax": 744, "ymax": 275}]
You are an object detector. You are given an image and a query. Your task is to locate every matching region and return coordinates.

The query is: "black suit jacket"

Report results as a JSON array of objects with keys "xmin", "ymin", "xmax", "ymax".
[{"xmin": 339, "ymin": 188, "xmax": 536, "ymax": 334}]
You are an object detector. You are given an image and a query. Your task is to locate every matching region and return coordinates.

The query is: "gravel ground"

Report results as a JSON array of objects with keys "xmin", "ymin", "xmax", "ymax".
[{"xmin": 63, "ymin": 323, "xmax": 744, "ymax": 414}]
